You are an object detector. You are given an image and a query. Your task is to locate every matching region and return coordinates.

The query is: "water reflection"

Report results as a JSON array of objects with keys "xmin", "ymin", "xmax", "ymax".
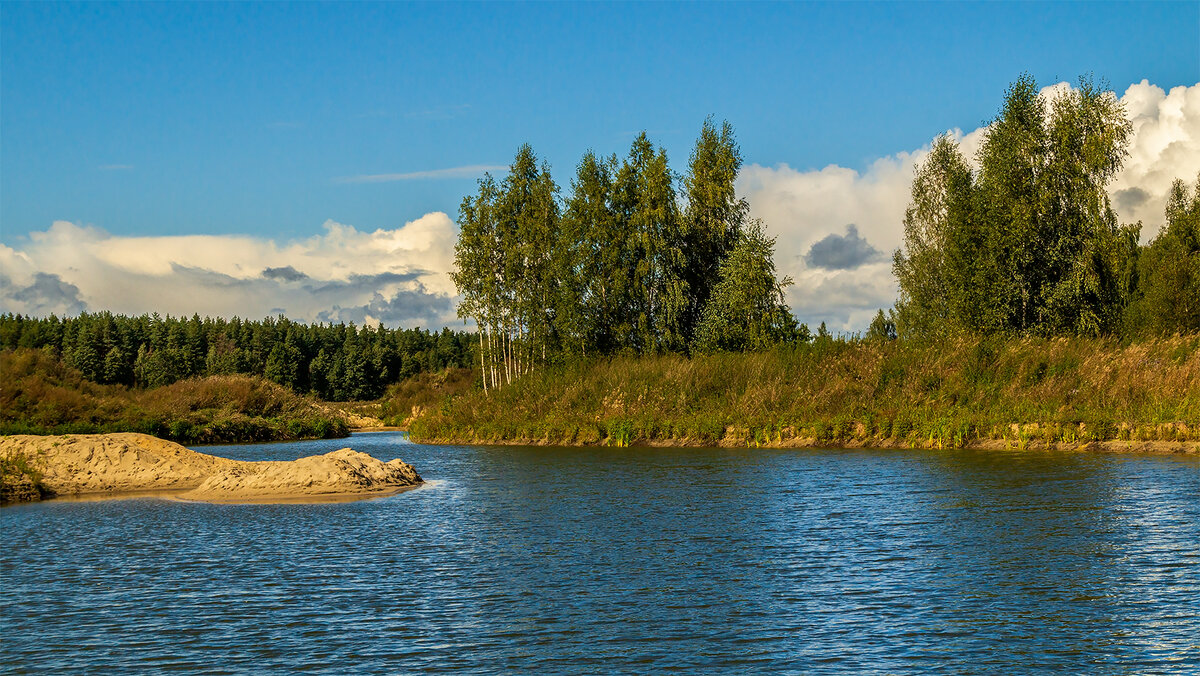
[{"xmin": 2, "ymin": 434, "xmax": 1197, "ymax": 673}]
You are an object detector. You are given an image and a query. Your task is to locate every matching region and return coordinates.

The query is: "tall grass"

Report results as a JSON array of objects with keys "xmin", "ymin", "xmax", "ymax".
[
  {"xmin": 377, "ymin": 368, "xmax": 476, "ymax": 427},
  {"xmin": 1, "ymin": 349, "xmax": 349, "ymax": 444},
  {"xmin": 409, "ymin": 335, "xmax": 1200, "ymax": 448}
]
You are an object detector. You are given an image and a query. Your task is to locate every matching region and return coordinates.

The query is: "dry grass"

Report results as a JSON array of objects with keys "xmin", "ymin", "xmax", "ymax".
[
  {"xmin": 1, "ymin": 349, "xmax": 349, "ymax": 443},
  {"xmin": 378, "ymin": 368, "xmax": 476, "ymax": 427},
  {"xmin": 409, "ymin": 335, "xmax": 1200, "ymax": 448}
]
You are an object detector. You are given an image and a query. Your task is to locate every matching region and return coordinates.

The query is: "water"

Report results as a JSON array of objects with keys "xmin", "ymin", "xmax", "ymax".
[{"xmin": 3, "ymin": 432, "xmax": 1199, "ymax": 673}]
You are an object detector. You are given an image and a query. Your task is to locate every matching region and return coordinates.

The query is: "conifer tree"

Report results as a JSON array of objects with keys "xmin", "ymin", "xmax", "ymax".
[
  {"xmin": 683, "ymin": 118, "xmax": 748, "ymax": 342},
  {"xmin": 693, "ymin": 220, "xmax": 796, "ymax": 352}
]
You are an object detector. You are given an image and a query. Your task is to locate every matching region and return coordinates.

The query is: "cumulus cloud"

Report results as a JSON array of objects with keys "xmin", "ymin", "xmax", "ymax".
[
  {"xmin": 1108, "ymin": 81, "xmax": 1200, "ymax": 233},
  {"xmin": 804, "ymin": 224, "xmax": 884, "ymax": 270},
  {"xmin": 740, "ymin": 80, "xmax": 1200, "ymax": 332},
  {"xmin": 0, "ymin": 214, "xmax": 460, "ymax": 328},
  {"xmin": 0, "ymin": 272, "xmax": 88, "ymax": 316}
]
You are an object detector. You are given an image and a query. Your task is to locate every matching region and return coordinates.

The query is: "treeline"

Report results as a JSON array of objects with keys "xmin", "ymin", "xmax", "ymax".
[
  {"xmin": 894, "ymin": 74, "xmax": 1200, "ymax": 340},
  {"xmin": 0, "ymin": 312, "xmax": 474, "ymax": 401},
  {"xmin": 1, "ymin": 349, "xmax": 349, "ymax": 443},
  {"xmin": 453, "ymin": 119, "xmax": 800, "ymax": 391}
]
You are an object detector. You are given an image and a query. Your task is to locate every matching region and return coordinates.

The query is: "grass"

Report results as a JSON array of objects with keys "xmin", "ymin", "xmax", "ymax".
[
  {"xmin": 0, "ymin": 451, "xmax": 49, "ymax": 502},
  {"xmin": 408, "ymin": 335, "xmax": 1200, "ymax": 449},
  {"xmin": 377, "ymin": 368, "xmax": 476, "ymax": 427},
  {"xmin": 1, "ymin": 348, "xmax": 349, "ymax": 444}
]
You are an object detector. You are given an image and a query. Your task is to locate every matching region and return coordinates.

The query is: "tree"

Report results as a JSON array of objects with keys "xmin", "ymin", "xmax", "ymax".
[
  {"xmin": 693, "ymin": 220, "xmax": 796, "ymax": 352},
  {"xmin": 559, "ymin": 151, "xmax": 622, "ymax": 355},
  {"xmin": 894, "ymin": 74, "xmax": 1136, "ymax": 338},
  {"xmin": 1124, "ymin": 174, "xmax": 1200, "ymax": 335},
  {"xmin": 263, "ymin": 341, "xmax": 302, "ymax": 389},
  {"xmin": 614, "ymin": 133, "xmax": 688, "ymax": 353},
  {"xmin": 102, "ymin": 345, "xmax": 132, "ymax": 385},
  {"xmin": 498, "ymin": 145, "xmax": 560, "ymax": 369},
  {"xmin": 682, "ymin": 118, "xmax": 748, "ymax": 342},
  {"xmin": 452, "ymin": 174, "xmax": 502, "ymax": 391},
  {"xmin": 1037, "ymin": 77, "xmax": 1136, "ymax": 335},
  {"xmin": 866, "ymin": 309, "xmax": 898, "ymax": 342},
  {"xmin": 893, "ymin": 134, "xmax": 975, "ymax": 337}
]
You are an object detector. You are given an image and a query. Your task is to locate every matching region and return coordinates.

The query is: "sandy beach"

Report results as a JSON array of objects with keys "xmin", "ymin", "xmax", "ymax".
[{"xmin": 0, "ymin": 433, "xmax": 421, "ymax": 505}]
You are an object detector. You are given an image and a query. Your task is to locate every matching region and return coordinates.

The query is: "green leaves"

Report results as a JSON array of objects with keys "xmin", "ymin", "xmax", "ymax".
[
  {"xmin": 451, "ymin": 121, "xmax": 799, "ymax": 379},
  {"xmin": 895, "ymin": 74, "xmax": 1139, "ymax": 339},
  {"xmin": 693, "ymin": 221, "xmax": 797, "ymax": 353},
  {"xmin": 1125, "ymin": 174, "xmax": 1200, "ymax": 336}
]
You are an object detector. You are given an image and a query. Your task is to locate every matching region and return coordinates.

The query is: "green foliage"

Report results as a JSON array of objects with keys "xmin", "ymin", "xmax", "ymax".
[
  {"xmin": 377, "ymin": 368, "xmax": 476, "ymax": 427},
  {"xmin": 866, "ymin": 309, "xmax": 898, "ymax": 342},
  {"xmin": 1124, "ymin": 174, "xmax": 1200, "ymax": 336},
  {"xmin": 0, "ymin": 348, "xmax": 349, "ymax": 444},
  {"xmin": 895, "ymin": 74, "xmax": 1138, "ymax": 339},
  {"xmin": 682, "ymin": 118, "xmax": 749, "ymax": 343},
  {"xmin": 0, "ymin": 451, "xmax": 49, "ymax": 502},
  {"xmin": 694, "ymin": 221, "xmax": 798, "ymax": 352},
  {"xmin": 893, "ymin": 133, "xmax": 976, "ymax": 338},
  {"xmin": 410, "ymin": 335, "xmax": 1200, "ymax": 448},
  {"xmin": 0, "ymin": 312, "xmax": 474, "ymax": 401},
  {"xmin": 452, "ymin": 121, "xmax": 798, "ymax": 390}
]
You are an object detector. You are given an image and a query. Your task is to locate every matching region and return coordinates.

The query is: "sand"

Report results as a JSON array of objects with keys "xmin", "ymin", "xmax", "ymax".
[{"xmin": 0, "ymin": 433, "xmax": 421, "ymax": 505}]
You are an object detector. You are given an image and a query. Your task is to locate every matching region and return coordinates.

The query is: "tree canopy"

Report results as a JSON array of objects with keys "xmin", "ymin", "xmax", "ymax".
[
  {"xmin": 0, "ymin": 312, "xmax": 473, "ymax": 401},
  {"xmin": 452, "ymin": 121, "xmax": 800, "ymax": 388},
  {"xmin": 894, "ymin": 74, "xmax": 1153, "ymax": 339}
]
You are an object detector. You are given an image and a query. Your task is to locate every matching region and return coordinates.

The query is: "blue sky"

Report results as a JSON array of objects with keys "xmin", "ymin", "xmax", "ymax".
[{"xmin": 2, "ymin": 2, "xmax": 1198, "ymax": 329}]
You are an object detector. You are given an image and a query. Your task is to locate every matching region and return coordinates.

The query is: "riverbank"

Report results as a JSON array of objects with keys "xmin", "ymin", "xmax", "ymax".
[
  {"xmin": 409, "ymin": 335, "xmax": 1200, "ymax": 452},
  {"xmin": 1, "ymin": 349, "xmax": 349, "ymax": 444},
  {"xmin": 0, "ymin": 433, "xmax": 421, "ymax": 505}
]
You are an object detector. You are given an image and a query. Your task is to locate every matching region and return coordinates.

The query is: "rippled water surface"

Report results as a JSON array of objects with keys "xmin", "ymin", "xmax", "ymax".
[{"xmin": 3, "ymin": 432, "xmax": 1199, "ymax": 673}]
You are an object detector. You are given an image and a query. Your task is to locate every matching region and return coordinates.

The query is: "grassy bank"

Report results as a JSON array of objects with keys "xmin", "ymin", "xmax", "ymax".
[
  {"xmin": 1, "ymin": 349, "xmax": 349, "ymax": 445},
  {"xmin": 409, "ymin": 336, "xmax": 1199, "ymax": 450}
]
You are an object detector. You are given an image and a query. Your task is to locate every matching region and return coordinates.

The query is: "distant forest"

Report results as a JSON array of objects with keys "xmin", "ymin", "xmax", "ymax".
[{"xmin": 0, "ymin": 313, "xmax": 473, "ymax": 401}]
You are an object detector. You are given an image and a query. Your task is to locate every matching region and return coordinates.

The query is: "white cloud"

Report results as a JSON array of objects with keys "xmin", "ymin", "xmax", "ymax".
[
  {"xmin": 5, "ymin": 81, "xmax": 1194, "ymax": 334},
  {"xmin": 1108, "ymin": 81, "xmax": 1200, "ymax": 233},
  {"xmin": 740, "ymin": 81, "xmax": 1200, "ymax": 332},
  {"xmin": 336, "ymin": 165, "xmax": 509, "ymax": 183},
  {"xmin": 0, "ymin": 214, "xmax": 461, "ymax": 328}
]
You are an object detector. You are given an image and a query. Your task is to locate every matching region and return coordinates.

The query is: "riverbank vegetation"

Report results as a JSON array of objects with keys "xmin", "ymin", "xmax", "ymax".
[
  {"xmin": 414, "ymin": 74, "xmax": 1199, "ymax": 447},
  {"xmin": 409, "ymin": 335, "xmax": 1199, "ymax": 448},
  {"xmin": 0, "ymin": 349, "xmax": 348, "ymax": 444}
]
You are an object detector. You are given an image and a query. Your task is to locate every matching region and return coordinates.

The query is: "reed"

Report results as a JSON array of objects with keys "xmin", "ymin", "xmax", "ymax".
[{"xmin": 408, "ymin": 335, "xmax": 1200, "ymax": 448}]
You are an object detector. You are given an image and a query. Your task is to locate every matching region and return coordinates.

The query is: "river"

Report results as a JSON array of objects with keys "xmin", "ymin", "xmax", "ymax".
[{"xmin": 2, "ymin": 431, "xmax": 1198, "ymax": 673}]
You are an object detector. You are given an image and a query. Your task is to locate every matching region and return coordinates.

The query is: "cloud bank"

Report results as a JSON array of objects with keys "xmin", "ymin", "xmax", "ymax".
[
  {"xmin": 2, "ymin": 81, "xmax": 1195, "ymax": 333},
  {"xmin": 0, "ymin": 214, "xmax": 459, "ymax": 328},
  {"xmin": 740, "ymin": 80, "xmax": 1200, "ymax": 332}
]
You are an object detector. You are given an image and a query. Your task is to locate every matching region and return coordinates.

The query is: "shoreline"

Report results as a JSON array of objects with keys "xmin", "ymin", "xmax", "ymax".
[
  {"xmin": 349, "ymin": 426, "xmax": 407, "ymax": 433},
  {"xmin": 410, "ymin": 434, "xmax": 1199, "ymax": 455},
  {"xmin": 0, "ymin": 433, "xmax": 422, "ymax": 506}
]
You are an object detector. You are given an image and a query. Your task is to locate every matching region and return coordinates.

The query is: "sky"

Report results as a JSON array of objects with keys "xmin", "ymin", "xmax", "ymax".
[{"xmin": 2, "ymin": 1, "xmax": 1199, "ymax": 331}]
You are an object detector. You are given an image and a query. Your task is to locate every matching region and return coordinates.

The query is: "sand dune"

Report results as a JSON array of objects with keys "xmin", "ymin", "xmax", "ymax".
[{"xmin": 0, "ymin": 433, "xmax": 421, "ymax": 504}]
